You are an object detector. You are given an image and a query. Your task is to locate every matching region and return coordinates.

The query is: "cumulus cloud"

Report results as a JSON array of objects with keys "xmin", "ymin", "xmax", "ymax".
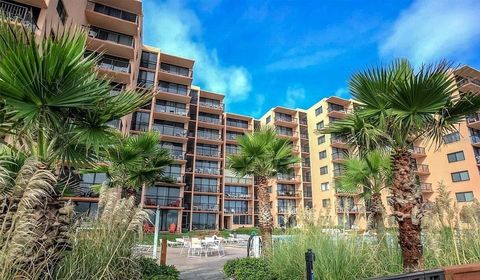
[
  {"xmin": 379, "ymin": 0, "xmax": 480, "ymax": 65},
  {"xmin": 284, "ymin": 86, "xmax": 306, "ymax": 108},
  {"xmin": 143, "ymin": 0, "xmax": 252, "ymax": 102}
]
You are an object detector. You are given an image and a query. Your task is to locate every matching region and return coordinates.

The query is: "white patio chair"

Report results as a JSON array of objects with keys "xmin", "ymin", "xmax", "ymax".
[
  {"xmin": 205, "ymin": 240, "xmax": 225, "ymax": 257},
  {"xmin": 180, "ymin": 237, "xmax": 191, "ymax": 255},
  {"xmin": 188, "ymin": 238, "xmax": 203, "ymax": 257},
  {"xmin": 167, "ymin": 240, "xmax": 180, "ymax": 247}
]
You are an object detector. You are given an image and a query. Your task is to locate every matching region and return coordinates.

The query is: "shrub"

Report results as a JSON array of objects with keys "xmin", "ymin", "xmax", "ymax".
[
  {"xmin": 223, "ymin": 257, "xmax": 277, "ymax": 280},
  {"xmin": 137, "ymin": 257, "xmax": 179, "ymax": 280}
]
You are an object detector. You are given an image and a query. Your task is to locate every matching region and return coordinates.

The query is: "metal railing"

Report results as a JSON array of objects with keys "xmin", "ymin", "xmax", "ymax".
[
  {"xmin": 159, "ymin": 65, "xmax": 192, "ymax": 78},
  {"xmin": 226, "ymin": 133, "xmax": 242, "ymax": 140},
  {"xmin": 158, "ymin": 85, "xmax": 189, "ymax": 96},
  {"xmin": 409, "ymin": 146, "xmax": 426, "ymax": 155},
  {"xmin": 420, "ymin": 183, "xmax": 433, "ymax": 192},
  {"xmin": 155, "ymin": 105, "xmax": 188, "ymax": 116},
  {"xmin": 163, "ymin": 149, "xmax": 185, "ymax": 160},
  {"xmin": 162, "ymin": 172, "xmax": 184, "ymax": 183},
  {"xmin": 331, "ymin": 136, "xmax": 347, "ymax": 145},
  {"xmin": 87, "ymin": 1, "xmax": 138, "ymax": 23},
  {"xmin": 195, "ymin": 167, "xmax": 221, "ymax": 175},
  {"xmin": 337, "ymin": 204, "xmax": 363, "ymax": 213},
  {"xmin": 471, "ymin": 135, "xmax": 480, "ymax": 144},
  {"xmin": 195, "ymin": 149, "xmax": 221, "ymax": 157},
  {"xmin": 143, "ymin": 196, "xmax": 182, "ymax": 207},
  {"xmin": 194, "ymin": 185, "xmax": 219, "ymax": 193},
  {"xmin": 224, "ymin": 176, "xmax": 253, "ymax": 185},
  {"xmin": 277, "ymin": 190, "xmax": 299, "ymax": 197},
  {"xmin": 414, "ymin": 164, "xmax": 430, "ymax": 173},
  {"xmin": 98, "ymin": 57, "xmax": 131, "ymax": 73},
  {"xmin": 276, "ymin": 130, "xmax": 297, "ymax": 137},
  {"xmin": 299, "ymin": 118, "xmax": 308, "ymax": 125},
  {"xmin": 303, "ymin": 191, "xmax": 313, "ymax": 198},
  {"xmin": 467, "ymin": 113, "xmax": 480, "ymax": 124},
  {"xmin": 224, "ymin": 207, "xmax": 251, "ymax": 214},
  {"xmin": 191, "ymin": 203, "xmax": 219, "ymax": 211},
  {"xmin": 274, "ymin": 116, "xmax": 297, "ymax": 123},
  {"xmin": 303, "ymin": 175, "xmax": 312, "ymax": 182},
  {"xmin": 224, "ymin": 192, "xmax": 251, "ymax": 199},
  {"xmin": 226, "ymin": 121, "xmax": 250, "ymax": 129},
  {"xmin": 277, "ymin": 206, "xmax": 297, "ymax": 214},
  {"xmin": 151, "ymin": 125, "xmax": 187, "ymax": 137},
  {"xmin": 277, "ymin": 174, "xmax": 300, "ymax": 181},
  {"xmin": 0, "ymin": 1, "xmax": 37, "ymax": 31},
  {"xmin": 198, "ymin": 132, "xmax": 222, "ymax": 140},
  {"xmin": 332, "ymin": 153, "xmax": 346, "ymax": 160},
  {"xmin": 198, "ymin": 115, "xmax": 222, "ymax": 124},
  {"xmin": 87, "ymin": 26, "xmax": 134, "ymax": 48},
  {"xmin": 199, "ymin": 101, "xmax": 224, "ymax": 110}
]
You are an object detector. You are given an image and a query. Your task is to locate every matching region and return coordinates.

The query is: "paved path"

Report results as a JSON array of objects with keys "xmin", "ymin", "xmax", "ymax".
[{"xmin": 166, "ymin": 246, "xmax": 246, "ymax": 280}]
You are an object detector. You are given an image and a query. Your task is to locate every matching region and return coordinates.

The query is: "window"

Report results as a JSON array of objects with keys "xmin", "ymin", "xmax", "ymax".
[
  {"xmin": 137, "ymin": 70, "xmax": 155, "ymax": 88},
  {"xmin": 321, "ymin": 182, "xmax": 329, "ymax": 191},
  {"xmin": 451, "ymin": 171, "xmax": 470, "ymax": 182},
  {"xmin": 316, "ymin": 121, "xmax": 324, "ymax": 130},
  {"xmin": 131, "ymin": 111, "xmax": 150, "ymax": 131},
  {"xmin": 266, "ymin": 116, "xmax": 271, "ymax": 123},
  {"xmin": 319, "ymin": 150, "xmax": 327, "ymax": 159},
  {"xmin": 140, "ymin": 51, "xmax": 158, "ymax": 69},
  {"xmin": 276, "ymin": 126, "xmax": 293, "ymax": 136},
  {"xmin": 89, "ymin": 26, "xmax": 133, "ymax": 47},
  {"xmin": 158, "ymin": 81, "xmax": 188, "ymax": 95},
  {"xmin": 93, "ymin": 3, "xmax": 137, "ymax": 22},
  {"xmin": 443, "ymin": 132, "xmax": 460, "ymax": 144},
  {"xmin": 317, "ymin": 136, "xmax": 325, "ymax": 145},
  {"xmin": 160, "ymin": 62, "xmax": 190, "ymax": 77},
  {"xmin": 191, "ymin": 213, "xmax": 216, "ymax": 230},
  {"xmin": 56, "ymin": 0, "xmax": 67, "ymax": 24},
  {"xmin": 320, "ymin": 166, "xmax": 328, "ymax": 175},
  {"xmin": 447, "ymin": 151, "xmax": 465, "ymax": 163},
  {"xmin": 456, "ymin": 191, "xmax": 474, "ymax": 202},
  {"xmin": 322, "ymin": 199, "xmax": 330, "ymax": 207},
  {"xmin": 315, "ymin": 106, "xmax": 323, "ymax": 116}
]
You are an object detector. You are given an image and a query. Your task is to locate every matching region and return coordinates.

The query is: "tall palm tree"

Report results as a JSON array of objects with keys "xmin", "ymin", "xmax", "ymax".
[
  {"xmin": 227, "ymin": 127, "xmax": 299, "ymax": 253},
  {"xmin": 85, "ymin": 132, "xmax": 173, "ymax": 199},
  {"xmin": 338, "ymin": 150, "xmax": 391, "ymax": 240},
  {"xmin": 322, "ymin": 59, "xmax": 480, "ymax": 271}
]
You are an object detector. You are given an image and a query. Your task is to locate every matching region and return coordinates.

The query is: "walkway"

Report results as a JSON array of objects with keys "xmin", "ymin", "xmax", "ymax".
[{"xmin": 166, "ymin": 246, "xmax": 246, "ymax": 280}]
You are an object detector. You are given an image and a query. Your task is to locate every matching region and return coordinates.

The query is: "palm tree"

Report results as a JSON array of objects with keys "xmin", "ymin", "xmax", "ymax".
[
  {"xmin": 338, "ymin": 150, "xmax": 391, "ymax": 240},
  {"xmin": 323, "ymin": 59, "xmax": 480, "ymax": 270},
  {"xmin": 227, "ymin": 127, "xmax": 299, "ymax": 253},
  {"xmin": 85, "ymin": 132, "xmax": 173, "ymax": 200}
]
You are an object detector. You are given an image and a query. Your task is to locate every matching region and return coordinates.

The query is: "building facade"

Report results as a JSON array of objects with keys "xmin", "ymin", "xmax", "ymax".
[{"xmin": 5, "ymin": 0, "xmax": 480, "ymax": 232}]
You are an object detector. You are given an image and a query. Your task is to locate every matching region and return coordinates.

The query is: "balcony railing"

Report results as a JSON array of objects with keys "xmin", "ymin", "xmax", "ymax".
[
  {"xmin": 156, "ymin": 105, "xmax": 188, "ymax": 116},
  {"xmin": 198, "ymin": 133, "xmax": 222, "ymax": 141},
  {"xmin": 163, "ymin": 149, "xmax": 186, "ymax": 160},
  {"xmin": 301, "ymin": 146, "xmax": 310, "ymax": 153},
  {"xmin": 277, "ymin": 206, "xmax": 297, "ymax": 214},
  {"xmin": 224, "ymin": 176, "xmax": 253, "ymax": 185},
  {"xmin": 195, "ymin": 167, "xmax": 221, "ymax": 175},
  {"xmin": 152, "ymin": 125, "xmax": 188, "ymax": 137},
  {"xmin": 274, "ymin": 116, "xmax": 297, "ymax": 123},
  {"xmin": 159, "ymin": 64, "xmax": 192, "ymax": 78},
  {"xmin": 420, "ymin": 183, "xmax": 433, "ymax": 192},
  {"xmin": 457, "ymin": 77, "xmax": 480, "ymax": 87},
  {"xmin": 226, "ymin": 148, "xmax": 240, "ymax": 155},
  {"xmin": 409, "ymin": 146, "xmax": 426, "ymax": 155},
  {"xmin": 299, "ymin": 118, "xmax": 308, "ymax": 125},
  {"xmin": 277, "ymin": 190, "xmax": 298, "ymax": 197},
  {"xmin": 199, "ymin": 101, "xmax": 224, "ymax": 110},
  {"xmin": 88, "ymin": 26, "xmax": 134, "ymax": 48},
  {"xmin": 162, "ymin": 172, "xmax": 184, "ymax": 183},
  {"xmin": 225, "ymin": 192, "xmax": 251, "ymax": 199},
  {"xmin": 226, "ymin": 133, "xmax": 242, "ymax": 140},
  {"xmin": 194, "ymin": 185, "xmax": 219, "ymax": 193},
  {"xmin": 196, "ymin": 149, "xmax": 221, "ymax": 158},
  {"xmin": 158, "ymin": 85, "xmax": 189, "ymax": 96},
  {"xmin": 224, "ymin": 207, "xmax": 251, "ymax": 214},
  {"xmin": 337, "ymin": 204, "xmax": 363, "ymax": 213},
  {"xmin": 300, "ymin": 133, "xmax": 309, "ymax": 140},
  {"xmin": 226, "ymin": 121, "xmax": 250, "ymax": 129},
  {"xmin": 414, "ymin": 164, "xmax": 430, "ymax": 174},
  {"xmin": 333, "ymin": 169, "xmax": 345, "ymax": 177},
  {"xmin": 467, "ymin": 113, "xmax": 480, "ymax": 124},
  {"xmin": 277, "ymin": 174, "xmax": 300, "ymax": 181},
  {"xmin": 191, "ymin": 203, "xmax": 219, "ymax": 211},
  {"xmin": 276, "ymin": 131, "xmax": 297, "ymax": 137},
  {"xmin": 332, "ymin": 153, "xmax": 346, "ymax": 160},
  {"xmin": 88, "ymin": 1, "xmax": 138, "ymax": 23},
  {"xmin": 303, "ymin": 175, "xmax": 312, "ymax": 182},
  {"xmin": 327, "ymin": 107, "xmax": 351, "ymax": 114},
  {"xmin": 98, "ymin": 57, "xmax": 131, "ymax": 73},
  {"xmin": 331, "ymin": 136, "xmax": 347, "ymax": 145},
  {"xmin": 143, "ymin": 196, "xmax": 182, "ymax": 207},
  {"xmin": 198, "ymin": 116, "xmax": 222, "ymax": 125},
  {"xmin": 0, "ymin": 1, "xmax": 37, "ymax": 31},
  {"xmin": 471, "ymin": 135, "xmax": 480, "ymax": 145},
  {"xmin": 303, "ymin": 191, "xmax": 313, "ymax": 198}
]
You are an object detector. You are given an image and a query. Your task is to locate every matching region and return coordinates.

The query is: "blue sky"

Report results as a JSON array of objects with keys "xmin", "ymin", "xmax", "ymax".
[{"xmin": 142, "ymin": 0, "xmax": 480, "ymax": 118}]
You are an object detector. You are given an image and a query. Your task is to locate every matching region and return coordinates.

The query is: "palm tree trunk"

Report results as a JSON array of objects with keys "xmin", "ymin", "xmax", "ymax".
[
  {"xmin": 257, "ymin": 176, "xmax": 273, "ymax": 255},
  {"xmin": 389, "ymin": 149, "xmax": 424, "ymax": 271},
  {"xmin": 370, "ymin": 192, "xmax": 386, "ymax": 241}
]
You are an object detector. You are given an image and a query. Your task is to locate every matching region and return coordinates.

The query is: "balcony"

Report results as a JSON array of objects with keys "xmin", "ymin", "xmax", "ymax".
[
  {"xmin": 303, "ymin": 191, "xmax": 313, "ymax": 198},
  {"xmin": 85, "ymin": 1, "xmax": 138, "ymax": 36},
  {"xmin": 194, "ymin": 185, "xmax": 220, "ymax": 193},
  {"xmin": 198, "ymin": 116, "xmax": 223, "ymax": 129},
  {"xmin": 225, "ymin": 192, "xmax": 251, "ymax": 199},
  {"xmin": 157, "ymin": 63, "xmax": 192, "ymax": 85},
  {"xmin": 226, "ymin": 133, "xmax": 243, "ymax": 142},
  {"xmin": 224, "ymin": 207, "xmax": 251, "ymax": 214},
  {"xmin": 277, "ymin": 174, "xmax": 301, "ymax": 183},
  {"xmin": 195, "ymin": 149, "xmax": 221, "ymax": 159},
  {"xmin": 301, "ymin": 145, "xmax": 310, "ymax": 153},
  {"xmin": 162, "ymin": 172, "xmax": 184, "ymax": 184},
  {"xmin": 155, "ymin": 105, "xmax": 188, "ymax": 117},
  {"xmin": 277, "ymin": 190, "xmax": 300, "ymax": 198},
  {"xmin": 195, "ymin": 167, "xmax": 222, "ymax": 176},
  {"xmin": 327, "ymin": 106, "xmax": 351, "ymax": 118},
  {"xmin": 191, "ymin": 203, "xmax": 219, "ymax": 212},
  {"xmin": 143, "ymin": 196, "xmax": 182, "ymax": 208},
  {"xmin": 467, "ymin": 113, "xmax": 480, "ymax": 130},
  {"xmin": 471, "ymin": 135, "xmax": 480, "ymax": 147},
  {"xmin": 226, "ymin": 148, "xmax": 241, "ymax": 155},
  {"xmin": 226, "ymin": 121, "xmax": 251, "ymax": 131},
  {"xmin": 414, "ymin": 164, "xmax": 430, "ymax": 176},
  {"xmin": 86, "ymin": 26, "xmax": 135, "ymax": 59},
  {"xmin": 302, "ymin": 175, "xmax": 312, "ymax": 182},
  {"xmin": 277, "ymin": 206, "xmax": 297, "ymax": 214},
  {"xmin": 420, "ymin": 183, "xmax": 433, "ymax": 193},
  {"xmin": 457, "ymin": 76, "xmax": 480, "ymax": 93},
  {"xmin": 410, "ymin": 146, "xmax": 426, "ymax": 158},
  {"xmin": 154, "ymin": 105, "xmax": 189, "ymax": 123},
  {"xmin": 196, "ymin": 133, "xmax": 223, "ymax": 144},
  {"xmin": 333, "ymin": 169, "xmax": 345, "ymax": 178},
  {"xmin": 300, "ymin": 133, "xmax": 309, "ymax": 140},
  {"xmin": 274, "ymin": 116, "xmax": 297, "ymax": 127},
  {"xmin": 337, "ymin": 204, "xmax": 363, "ymax": 213},
  {"xmin": 331, "ymin": 136, "xmax": 348, "ymax": 149},
  {"xmin": 332, "ymin": 152, "xmax": 346, "ymax": 162},
  {"xmin": 276, "ymin": 131, "xmax": 298, "ymax": 139},
  {"xmin": 157, "ymin": 85, "xmax": 190, "ymax": 103},
  {"xmin": 199, "ymin": 101, "xmax": 224, "ymax": 114},
  {"xmin": 163, "ymin": 149, "xmax": 186, "ymax": 161},
  {"xmin": 0, "ymin": 1, "xmax": 38, "ymax": 31},
  {"xmin": 224, "ymin": 176, "xmax": 253, "ymax": 185},
  {"xmin": 96, "ymin": 56, "xmax": 131, "ymax": 83},
  {"xmin": 152, "ymin": 125, "xmax": 188, "ymax": 138},
  {"xmin": 299, "ymin": 118, "xmax": 308, "ymax": 126}
]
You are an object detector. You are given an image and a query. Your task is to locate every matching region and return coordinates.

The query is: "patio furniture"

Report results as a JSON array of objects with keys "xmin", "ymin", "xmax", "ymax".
[
  {"xmin": 205, "ymin": 240, "xmax": 225, "ymax": 257},
  {"xmin": 167, "ymin": 240, "xmax": 180, "ymax": 247},
  {"xmin": 188, "ymin": 238, "xmax": 203, "ymax": 257}
]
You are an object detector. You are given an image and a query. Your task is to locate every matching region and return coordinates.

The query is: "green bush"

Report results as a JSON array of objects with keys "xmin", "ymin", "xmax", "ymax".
[
  {"xmin": 223, "ymin": 258, "xmax": 277, "ymax": 280},
  {"xmin": 137, "ymin": 257, "xmax": 179, "ymax": 280}
]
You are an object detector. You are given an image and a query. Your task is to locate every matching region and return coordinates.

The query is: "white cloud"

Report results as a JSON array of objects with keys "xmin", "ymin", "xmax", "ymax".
[
  {"xmin": 143, "ymin": 0, "xmax": 252, "ymax": 102},
  {"xmin": 379, "ymin": 0, "xmax": 480, "ymax": 65},
  {"xmin": 266, "ymin": 50, "xmax": 342, "ymax": 71},
  {"xmin": 284, "ymin": 86, "xmax": 305, "ymax": 108}
]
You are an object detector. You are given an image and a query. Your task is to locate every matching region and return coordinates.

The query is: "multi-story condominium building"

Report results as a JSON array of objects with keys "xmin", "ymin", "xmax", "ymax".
[
  {"xmin": 4, "ymin": 0, "xmax": 480, "ymax": 232},
  {"xmin": 259, "ymin": 107, "xmax": 313, "ymax": 227}
]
